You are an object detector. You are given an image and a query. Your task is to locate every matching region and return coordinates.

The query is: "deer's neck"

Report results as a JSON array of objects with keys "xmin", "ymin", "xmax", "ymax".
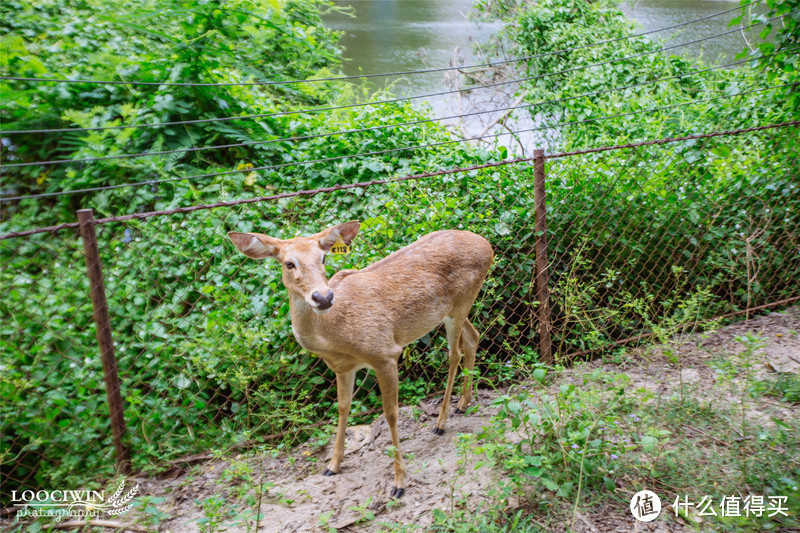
[{"xmin": 288, "ymin": 292, "xmax": 326, "ymax": 349}]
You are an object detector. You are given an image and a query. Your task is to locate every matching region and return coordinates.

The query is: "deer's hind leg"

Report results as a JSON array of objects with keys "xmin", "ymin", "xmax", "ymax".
[
  {"xmin": 434, "ymin": 316, "xmax": 466, "ymax": 435},
  {"xmin": 455, "ymin": 319, "xmax": 479, "ymax": 414}
]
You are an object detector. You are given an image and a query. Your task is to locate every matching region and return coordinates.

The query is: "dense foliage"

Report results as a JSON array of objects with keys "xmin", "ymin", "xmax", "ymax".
[
  {"xmin": 0, "ymin": 0, "xmax": 469, "ymax": 229},
  {"xmin": 0, "ymin": 0, "xmax": 486, "ymax": 500},
  {"xmin": 477, "ymin": 0, "xmax": 799, "ymax": 147},
  {"xmin": 472, "ymin": 0, "xmax": 799, "ymax": 351},
  {"xmin": 736, "ymin": 0, "xmax": 800, "ymax": 102},
  {"xmin": 0, "ymin": 0, "xmax": 797, "ymax": 509}
]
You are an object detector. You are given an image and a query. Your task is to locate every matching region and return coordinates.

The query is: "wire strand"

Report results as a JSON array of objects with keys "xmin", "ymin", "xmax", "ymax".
[
  {"xmin": 0, "ymin": 119, "xmax": 795, "ymax": 241},
  {"xmin": 0, "ymin": 1, "xmax": 756, "ymax": 88},
  {"xmin": 0, "ymin": 76, "xmax": 789, "ymax": 170},
  {"xmin": 2, "ymin": 74, "xmax": 791, "ymax": 203},
  {"xmin": 1, "ymin": 12, "xmax": 786, "ymax": 137}
]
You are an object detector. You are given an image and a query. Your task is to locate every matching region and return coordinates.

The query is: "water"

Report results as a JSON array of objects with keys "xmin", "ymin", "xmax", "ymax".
[
  {"xmin": 324, "ymin": 0, "xmax": 533, "ymax": 150},
  {"xmin": 324, "ymin": 1, "xmax": 502, "ymax": 107},
  {"xmin": 620, "ymin": 1, "xmax": 766, "ymax": 65},
  {"xmin": 323, "ymin": 1, "xmax": 766, "ymax": 152}
]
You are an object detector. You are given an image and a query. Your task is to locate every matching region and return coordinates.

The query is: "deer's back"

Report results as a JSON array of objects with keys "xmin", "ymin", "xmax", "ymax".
[
  {"xmin": 367, "ymin": 230, "xmax": 491, "ymax": 274},
  {"xmin": 331, "ymin": 230, "xmax": 491, "ymax": 287},
  {"xmin": 325, "ymin": 231, "xmax": 493, "ymax": 349}
]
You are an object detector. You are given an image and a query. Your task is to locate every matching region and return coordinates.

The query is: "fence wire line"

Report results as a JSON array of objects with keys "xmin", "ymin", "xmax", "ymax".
[
  {"xmin": 2, "ymin": 12, "xmax": 787, "ymax": 137},
  {"xmin": 2, "ymin": 80, "xmax": 790, "ymax": 171},
  {"xmin": 3, "ymin": 124, "xmax": 796, "ymax": 497},
  {"xmin": 1, "ymin": 120, "xmax": 795, "ymax": 241},
  {"xmin": 3, "ymin": 48, "xmax": 793, "ymax": 204},
  {"xmin": 547, "ymin": 120, "xmax": 798, "ymax": 158},
  {"xmin": 563, "ymin": 295, "xmax": 800, "ymax": 359},
  {"xmin": 0, "ymin": 1, "xmax": 756, "ymax": 89}
]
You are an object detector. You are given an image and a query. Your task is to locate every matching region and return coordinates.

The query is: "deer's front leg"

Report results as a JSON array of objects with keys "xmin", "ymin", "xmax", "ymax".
[
  {"xmin": 323, "ymin": 370, "xmax": 355, "ymax": 476},
  {"xmin": 374, "ymin": 359, "xmax": 406, "ymax": 498}
]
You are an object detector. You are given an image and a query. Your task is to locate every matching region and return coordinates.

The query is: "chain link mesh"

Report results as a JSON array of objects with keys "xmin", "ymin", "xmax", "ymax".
[{"xmin": 2, "ymin": 124, "xmax": 798, "ymax": 504}]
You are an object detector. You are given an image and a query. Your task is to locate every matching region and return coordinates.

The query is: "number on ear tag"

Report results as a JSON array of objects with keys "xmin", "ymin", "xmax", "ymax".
[{"xmin": 330, "ymin": 236, "xmax": 350, "ymax": 255}]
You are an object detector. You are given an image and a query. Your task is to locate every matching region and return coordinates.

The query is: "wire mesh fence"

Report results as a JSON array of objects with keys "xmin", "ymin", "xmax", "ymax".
[
  {"xmin": 0, "ymin": 228, "xmax": 118, "ymax": 495},
  {"xmin": 1, "ymin": 123, "xmax": 798, "ymax": 506},
  {"xmin": 546, "ymin": 125, "xmax": 799, "ymax": 357}
]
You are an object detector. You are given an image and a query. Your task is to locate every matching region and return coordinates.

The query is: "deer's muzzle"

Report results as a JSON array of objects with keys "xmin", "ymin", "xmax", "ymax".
[{"xmin": 311, "ymin": 289, "xmax": 334, "ymax": 310}]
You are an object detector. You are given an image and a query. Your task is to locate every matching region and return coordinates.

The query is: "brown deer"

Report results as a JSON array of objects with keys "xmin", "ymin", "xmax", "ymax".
[{"xmin": 227, "ymin": 222, "xmax": 493, "ymax": 498}]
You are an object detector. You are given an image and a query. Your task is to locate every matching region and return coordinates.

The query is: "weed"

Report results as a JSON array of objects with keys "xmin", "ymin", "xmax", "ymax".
[
  {"xmin": 443, "ymin": 434, "xmax": 475, "ymax": 515},
  {"xmin": 348, "ymin": 496, "xmax": 376, "ymax": 524},
  {"xmin": 217, "ymin": 459, "xmax": 257, "ymax": 502},
  {"xmin": 131, "ymin": 495, "xmax": 170, "ymax": 526},
  {"xmin": 318, "ymin": 510, "xmax": 336, "ymax": 532},
  {"xmin": 476, "ymin": 377, "xmax": 631, "ymax": 517},
  {"xmin": 195, "ymin": 494, "xmax": 227, "ymax": 533},
  {"xmin": 758, "ymin": 372, "xmax": 800, "ymax": 404}
]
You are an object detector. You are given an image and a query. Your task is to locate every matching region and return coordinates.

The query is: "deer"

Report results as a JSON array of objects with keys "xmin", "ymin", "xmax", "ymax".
[{"xmin": 227, "ymin": 222, "xmax": 493, "ymax": 498}]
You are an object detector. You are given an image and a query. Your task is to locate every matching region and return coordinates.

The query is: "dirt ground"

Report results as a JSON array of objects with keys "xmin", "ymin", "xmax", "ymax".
[
  {"xmin": 133, "ymin": 388, "xmax": 504, "ymax": 532},
  {"xmin": 123, "ymin": 306, "xmax": 798, "ymax": 533},
  {"xmin": 12, "ymin": 307, "xmax": 798, "ymax": 532}
]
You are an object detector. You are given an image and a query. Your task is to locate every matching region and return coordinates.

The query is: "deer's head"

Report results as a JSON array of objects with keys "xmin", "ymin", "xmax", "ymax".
[{"xmin": 228, "ymin": 221, "xmax": 360, "ymax": 313}]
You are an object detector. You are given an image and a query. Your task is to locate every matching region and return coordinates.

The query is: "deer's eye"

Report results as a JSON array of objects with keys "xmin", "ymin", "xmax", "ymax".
[{"xmin": 284, "ymin": 261, "xmax": 296, "ymax": 270}]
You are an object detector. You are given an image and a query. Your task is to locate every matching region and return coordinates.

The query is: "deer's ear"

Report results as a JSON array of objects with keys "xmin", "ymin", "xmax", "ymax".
[
  {"xmin": 315, "ymin": 221, "xmax": 361, "ymax": 252},
  {"xmin": 227, "ymin": 232, "xmax": 281, "ymax": 259}
]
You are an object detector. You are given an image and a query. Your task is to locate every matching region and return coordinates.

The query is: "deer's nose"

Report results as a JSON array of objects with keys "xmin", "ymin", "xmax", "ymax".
[{"xmin": 312, "ymin": 290, "xmax": 334, "ymax": 310}]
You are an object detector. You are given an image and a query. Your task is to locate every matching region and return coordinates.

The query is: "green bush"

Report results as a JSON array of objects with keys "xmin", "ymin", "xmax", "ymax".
[
  {"xmin": 478, "ymin": 0, "xmax": 799, "ymax": 146},
  {"xmin": 1, "ymin": 0, "xmax": 798, "ymax": 505},
  {"xmin": 0, "ymin": 0, "xmax": 487, "ymax": 501}
]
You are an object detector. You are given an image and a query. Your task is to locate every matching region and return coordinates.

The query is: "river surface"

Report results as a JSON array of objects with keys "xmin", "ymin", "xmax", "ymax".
[
  {"xmin": 620, "ymin": 1, "xmax": 766, "ymax": 63},
  {"xmin": 323, "ymin": 0, "xmax": 765, "ymax": 152},
  {"xmin": 324, "ymin": 0, "xmax": 502, "ymax": 109}
]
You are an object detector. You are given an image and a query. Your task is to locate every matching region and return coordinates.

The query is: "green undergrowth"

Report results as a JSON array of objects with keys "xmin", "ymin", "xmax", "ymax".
[
  {"xmin": 417, "ymin": 333, "xmax": 800, "ymax": 533},
  {"xmin": 2, "ymin": 0, "xmax": 799, "ymax": 505}
]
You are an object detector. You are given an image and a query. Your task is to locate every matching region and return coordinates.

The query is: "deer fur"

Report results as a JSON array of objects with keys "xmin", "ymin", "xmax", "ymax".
[{"xmin": 228, "ymin": 222, "xmax": 493, "ymax": 498}]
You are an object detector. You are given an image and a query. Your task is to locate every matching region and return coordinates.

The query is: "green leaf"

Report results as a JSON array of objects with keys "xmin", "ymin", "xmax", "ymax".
[
  {"xmin": 713, "ymin": 145, "xmax": 732, "ymax": 158},
  {"xmin": 541, "ymin": 478, "xmax": 559, "ymax": 491},
  {"xmin": 432, "ymin": 509, "xmax": 447, "ymax": 522},
  {"xmin": 172, "ymin": 375, "xmax": 191, "ymax": 389},
  {"xmin": 641, "ymin": 435, "xmax": 658, "ymax": 453}
]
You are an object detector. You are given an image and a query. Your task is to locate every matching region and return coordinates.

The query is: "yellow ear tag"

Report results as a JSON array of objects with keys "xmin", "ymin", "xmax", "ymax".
[{"xmin": 329, "ymin": 236, "xmax": 350, "ymax": 255}]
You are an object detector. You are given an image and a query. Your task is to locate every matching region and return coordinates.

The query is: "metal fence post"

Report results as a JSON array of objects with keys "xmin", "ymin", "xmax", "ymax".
[
  {"xmin": 534, "ymin": 150, "xmax": 554, "ymax": 363},
  {"xmin": 77, "ymin": 209, "xmax": 132, "ymax": 475}
]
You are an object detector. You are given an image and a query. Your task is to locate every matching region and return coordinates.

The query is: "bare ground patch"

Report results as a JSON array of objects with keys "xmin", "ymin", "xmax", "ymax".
[
  {"xmin": 6, "ymin": 308, "xmax": 797, "ymax": 532},
  {"xmin": 131, "ymin": 390, "xmax": 505, "ymax": 532}
]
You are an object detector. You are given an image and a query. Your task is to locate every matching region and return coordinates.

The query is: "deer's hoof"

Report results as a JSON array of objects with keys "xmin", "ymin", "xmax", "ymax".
[
  {"xmin": 432, "ymin": 427, "xmax": 445, "ymax": 436},
  {"xmin": 390, "ymin": 487, "xmax": 405, "ymax": 499},
  {"xmin": 454, "ymin": 408, "xmax": 465, "ymax": 415},
  {"xmin": 322, "ymin": 468, "xmax": 337, "ymax": 476}
]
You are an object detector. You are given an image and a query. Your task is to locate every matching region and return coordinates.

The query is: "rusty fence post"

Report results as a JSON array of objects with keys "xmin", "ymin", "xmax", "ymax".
[
  {"xmin": 78, "ymin": 209, "xmax": 132, "ymax": 475},
  {"xmin": 533, "ymin": 149, "xmax": 554, "ymax": 363}
]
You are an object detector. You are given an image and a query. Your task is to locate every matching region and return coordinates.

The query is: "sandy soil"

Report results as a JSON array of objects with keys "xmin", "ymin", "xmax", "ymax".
[
  {"xmin": 6, "ymin": 307, "xmax": 797, "ymax": 532},
  {"xmin": 135, "ymin": 307, "xmax": 797, "ymax": 532},
  {"xmin": 133, "ymin": 388, "xmax": 504, "ymax": 532}
]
